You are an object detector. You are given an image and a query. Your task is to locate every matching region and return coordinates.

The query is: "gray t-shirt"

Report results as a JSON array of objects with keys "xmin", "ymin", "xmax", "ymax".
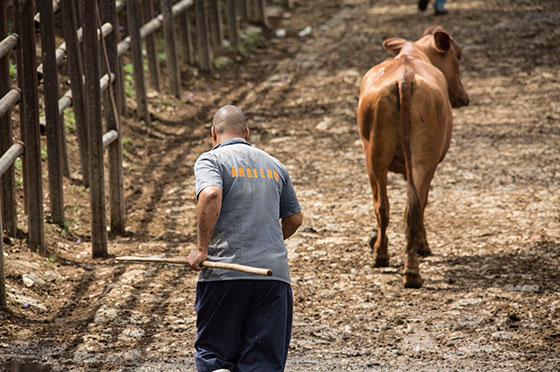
[{"xmin": 194, "ymin": 138, "xmax": 301, "ymax": 284}]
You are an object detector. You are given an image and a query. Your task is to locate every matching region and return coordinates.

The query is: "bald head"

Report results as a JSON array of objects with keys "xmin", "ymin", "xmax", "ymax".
[{"xmin": 212, "ymin": 105, "xmax": 247, "ymax": 137}]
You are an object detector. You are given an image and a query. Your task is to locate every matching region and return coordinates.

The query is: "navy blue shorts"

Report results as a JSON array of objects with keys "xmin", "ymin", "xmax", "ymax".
[{"xmin": 194, "ymin": 280, "xmax": 293, "ymax": 372}]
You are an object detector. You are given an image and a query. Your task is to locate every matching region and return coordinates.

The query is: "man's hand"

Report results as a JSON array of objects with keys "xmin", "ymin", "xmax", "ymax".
[{"xmin": 187, "ymin": 247, "xmax": 208, "ymax": 271}]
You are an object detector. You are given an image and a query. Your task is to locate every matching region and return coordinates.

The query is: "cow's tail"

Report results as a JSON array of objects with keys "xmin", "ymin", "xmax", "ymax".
[{"xmin": 398, "ymin": 61, "xmax": 423, "ymax": 250}]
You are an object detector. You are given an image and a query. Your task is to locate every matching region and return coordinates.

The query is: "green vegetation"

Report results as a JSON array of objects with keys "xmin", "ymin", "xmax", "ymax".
[
  {"xmin": 14, "ymin": 158, "xmax": 22, "ymax": 187},
  {"xmin": 188, "ymin": 78, "xmax": 202, "ymax": 89},
  {"xmin": 47, "ymin": 255, "xmax": 57, "ymax": 263},
  {"xmin": 239, "ymin": 26, "xmax": 265, "ymax": 55},
  {"xmin": 9, "ymin": 61, "xmax": 17, "ymax": 79},
  {"xmin": 121, "ymin": 136, "xmax": 132, "ymax": 157},
  {"xmin": 68, "ymin": 186, "xmax": 86, "ymax": 198},
  {"xmin": 121, "ymin": 136, "xmax": 132, "ymax": 148},
  {"xmin": 213, "ymin": 56, "xmax": 233, "ymax": 70},
  {"xmin": 123, "ymin": 62, "xmax": 134, "ymax": 75},
  {"xmin": 123, "ymin": 63, "xmax": 136, "ymax": 98},
  {"xmin": 160, "ymin": 96, "xmax": 177, "ymax": 107},
  {"xmin": 64, "ymin": 109, "xmax": 76, "ymax": 133},
  {"xmin": 156, "ymin": 34, "xmax": 167, "ymax": 55}
]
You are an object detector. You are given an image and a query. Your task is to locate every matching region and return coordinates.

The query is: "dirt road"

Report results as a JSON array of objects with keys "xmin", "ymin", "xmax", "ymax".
[{"xmin": 2, "ymin": 0, "xmax": 559, "ymax": 371}]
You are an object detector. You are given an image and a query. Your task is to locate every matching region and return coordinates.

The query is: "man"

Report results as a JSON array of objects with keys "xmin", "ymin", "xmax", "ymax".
[
  {"xmin": 187, "ymin": 105, "xmax": 303, "ymax": 372},
  {"xmin": 418, "ymin": 0, "xmax": 448, "ymax": 15}
]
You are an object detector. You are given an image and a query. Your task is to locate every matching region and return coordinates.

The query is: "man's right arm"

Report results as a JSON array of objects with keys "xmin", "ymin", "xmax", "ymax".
[
  {"xmin": 187, "ymin": 185, "xmax": 222, "ymax": 270},
  {"xmin": 281, "ymin": 211, "xmax": 303, "ymax": 240}
]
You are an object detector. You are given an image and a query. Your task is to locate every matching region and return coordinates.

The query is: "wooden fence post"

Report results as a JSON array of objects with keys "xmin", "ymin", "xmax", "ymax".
[
  {"xmin": 60, "ymin": 0, "xmax": 90, "ymax": 187},
  {"xmin": 178, "ymin": 9, "xmax": 195, "ymax": 66},
  {"xmin": 238, "ymin": 0, "xmax": 249, "ymax": 21},
  {"xmin": 0, "ymin": 142, "xmax": 22, "ymax": 313},
  {"xmin": 0, "ymin": 194, "xmax": 5, "ymax": 310},
  {"xmin": 15, "ymin": 0, "xmax": 45, "ymax": 252},
  {"xmin": 111, "ymin": 2, "xmax": 126, "ymax": 120},
  {"xmin": 0, "ymin": 0, "xmax": 7, "ymax": 311},
  {"xmin": 113, "ymin": 4, "xmax": 128, "ymax": 115},
  {"xmin": 208, "ymin": 0, "xmax": 223, "ymax": 47},
  {"xmin": 75, "ymin": 0, "xmax": 83, "ymax": 30},
  {"xmin": 117, "ymin": 58, "xmax": 127, "ymax": 115},
  {"xmin": 161, "ymin": 0, "xmax": 181, "ymax": 97},
  {"xmin": 12, "ymin": 0, "xmax": 25, "ymax": 216},
  {"xmin": 127, "ymin": 0, "xmax": 151, "ymax": 125},
  {"xmin": 141, "ymin": 0, "xmax": 161, "ymax": 91},
  {"xmin": 101, "ymin": 0, "xmax": 126, "ymax": 235},
  {"xmin": 254, "ymin": 0, "xmax": 268, "ymax": 27},
  {"xmin": 38, "ymin": 0, "xmax": 65, "ymax": 226},
  {"xmin": 59, "ymin": 114, "xmax": 71, "ymax": 179},
  {"xmin": 0, "ymin": 0, "xmax": 17, "ymax": 237},
  {"xmin": 226, "ymin": 0, "xmax": 239, "ymax": 50},
  {"xmin": 196, "ymin": 0, "xmax": 212, "ymax": 72},
  {"xmin": 83, "ymin": 0, "xmax": 107, "ymax": 258}
]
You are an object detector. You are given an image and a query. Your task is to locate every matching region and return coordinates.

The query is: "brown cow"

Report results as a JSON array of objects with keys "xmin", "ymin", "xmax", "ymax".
[{"xmin": 357, "ymin": 25, "xmax": 469, "ymax": 288}]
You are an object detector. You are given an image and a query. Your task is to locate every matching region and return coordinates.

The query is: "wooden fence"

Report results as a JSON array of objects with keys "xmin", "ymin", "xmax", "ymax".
[{"xmin": 0, "ymin": 0, "xmax": 293, "ymax": 310}]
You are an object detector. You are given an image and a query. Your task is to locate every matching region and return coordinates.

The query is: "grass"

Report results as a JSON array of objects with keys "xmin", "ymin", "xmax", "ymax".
[
  {"xmin": 14, "ymin": 158, "xmax": 22, "ymax": 187},
  {"xmin": 64, "ymin": 109, "xmax": 76, "ymax": 133},
  {"xmin": 213, "ymin": 56, "xmax": 233, "ymax": 70},
  {"xmin": 123, "ymin": 63, "xmax": 136, "ymax": 98},
  {"xmin": 122, "ymin": 136, "xmax": 132, "ymax": 148},
  {"xmin": 46, "ymin": 255, "xmax": 57, "ymax": 263},
  {"xmin": 239, "ymin": 26, "xmax": 265, "ymax": 55},
  {"xmin": 68, "ymin": 186, "xmax": 86, "ymax": 198},
  {"xmin": 9, "ymin": 61, "xmax": 16, "ymax": 79},
  {"xmin": 122, "ymin": 136, "xmax": 132, "ymax": 157}
]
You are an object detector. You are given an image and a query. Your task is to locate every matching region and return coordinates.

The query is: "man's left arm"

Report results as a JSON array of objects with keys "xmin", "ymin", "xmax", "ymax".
[
  {"xmin": 279, "ymin": 169, "xmax": 302, "ymax": 240},
  {"xmin": 281, "ymin": 211, "xmax": 303, "ymax": 239}
]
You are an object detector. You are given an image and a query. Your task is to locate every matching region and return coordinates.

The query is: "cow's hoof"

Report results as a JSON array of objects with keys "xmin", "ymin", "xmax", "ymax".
[
  {"xmin": 373, "ymin": 256, "xmax": 389, "ymax": 267},
  {"xmin": 418, "ymin": 245, "xmax": 431, "ymax": 257},
  {"xmin": 403, "ymin": 271, "xmax": 423, "ymax": 288}
]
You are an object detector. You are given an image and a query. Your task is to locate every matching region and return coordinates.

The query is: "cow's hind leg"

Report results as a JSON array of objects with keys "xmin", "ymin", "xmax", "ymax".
[
  {"xmin": 402, "ymin": 176, "xmax": 427, "ymax": 288},
  {"xmin": 415, "ymin": 177, "xmax": 432, "ymax": 256},
  {"xmin": 402, "ymin": 166, "xmax": 436, "ymax": 288},
  {"xmin": 417, "ymin": 228, "xmax": 431, "ymax": 256},
  {"xmin": 415, "ymin": 168, "xmax": 435, "ymax": 259},
  {"xmin": 369, "ymin": 171, "xmax": 390, "ymax": 267},
  {"xmin": 403, "ymin": 199, "xmax": 424, "ymax": 288}
]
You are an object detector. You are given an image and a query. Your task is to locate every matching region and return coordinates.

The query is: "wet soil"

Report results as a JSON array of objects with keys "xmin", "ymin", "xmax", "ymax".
[{"xmin": 1, "ymin": 0, "xmax": 560, "ymax": 371}]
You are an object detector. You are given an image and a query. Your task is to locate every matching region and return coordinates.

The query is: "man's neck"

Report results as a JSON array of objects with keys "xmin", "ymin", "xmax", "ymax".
[{"xmin": 213, "ymin": 136, "xmax": 246, "ymax": 148}]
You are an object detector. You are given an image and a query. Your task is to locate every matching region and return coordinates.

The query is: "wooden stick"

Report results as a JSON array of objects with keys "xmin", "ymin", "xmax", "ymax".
[{"xmin": 115, "ymin": 256, "xmax": 273, "ymax": 277}]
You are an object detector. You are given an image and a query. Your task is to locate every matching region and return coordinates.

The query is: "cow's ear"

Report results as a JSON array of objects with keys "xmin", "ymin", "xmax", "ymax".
[
  {"xmin": 433, "ymin": 30, "xmax": 451, "ymax": 53},
  {"xmin": 383, "ymin": 38, "xmax": 406, "ymax": 56}
]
